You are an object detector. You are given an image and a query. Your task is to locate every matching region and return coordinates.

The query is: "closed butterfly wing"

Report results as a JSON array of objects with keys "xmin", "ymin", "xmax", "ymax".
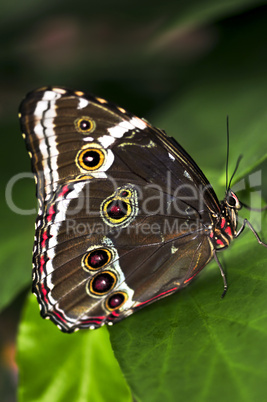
[{"xmin": 20, "ymin": 87, "xmax": 221, "ymax": 332}]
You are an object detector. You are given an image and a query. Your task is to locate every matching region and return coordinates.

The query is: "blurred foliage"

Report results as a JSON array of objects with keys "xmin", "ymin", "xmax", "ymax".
[
  {"xmin": 1, "ymin": 1, "xmax": 267, "ymax": 401},
  {"xmin": 17, "ymin": 294, "xmax": 131, "ymax": 402}
]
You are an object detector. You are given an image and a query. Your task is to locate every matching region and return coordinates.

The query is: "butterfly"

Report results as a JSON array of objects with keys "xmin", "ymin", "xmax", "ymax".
[{"xmin": 19, "ymin": 87, "xmax": 266, "ymax": 333}]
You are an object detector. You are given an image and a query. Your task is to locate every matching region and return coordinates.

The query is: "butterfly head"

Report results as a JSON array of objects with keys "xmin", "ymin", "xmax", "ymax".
[
  {"xmin": 225, "ymin": 189, "xmax": 241, "ymax": 211},
  {"xmin": 222, "ymin": 189, "xmax": 241, "ymax": 229}
]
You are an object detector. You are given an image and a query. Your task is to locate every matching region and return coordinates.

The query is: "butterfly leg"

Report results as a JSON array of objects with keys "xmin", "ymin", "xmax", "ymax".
[
  {"xmin": 213, "ymin": 250, "xmax": 228, "ymax": 298},
  {"xmin": 236, "ymin": 218, "xmax": 267, "ymax": 247}
]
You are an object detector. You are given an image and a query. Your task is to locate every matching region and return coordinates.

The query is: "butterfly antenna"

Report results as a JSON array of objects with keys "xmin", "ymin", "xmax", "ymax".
[
  {"xmin": 225, "ymin": 117, "xmax": 243, "ymax": 190},
  {"xmin": 225, "ymin": 116, "xmax": 230, "ymax": 191},
  {"xmin": 228, "ymin": 154, "xmax": 243, "ymax": 190}
]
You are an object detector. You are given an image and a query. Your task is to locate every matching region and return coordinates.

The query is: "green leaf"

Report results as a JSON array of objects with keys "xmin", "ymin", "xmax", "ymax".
[
  {"xmin": 17, "ymin": 293, "xmax": 131, "ymax": 402},
  {"xmin": 110, "ymin": 218, "xmax": 267, "ymax": 402}
]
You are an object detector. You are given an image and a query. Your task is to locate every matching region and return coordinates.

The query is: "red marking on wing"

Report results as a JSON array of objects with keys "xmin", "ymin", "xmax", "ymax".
[
  {"xmin": 53, "ymin": 311, "xmax": 67, "ymax": 324},
  {"xmin": 184, "ymin": 271, "xmax": 199, "ymax": 284},
  {"xmin": 110, "ymin": 311, "xmax": 120, "ymax": 317},
  {"xmin": 40, "ymin": 255, "xmax": 45, "ymax": 275},
  {"xmin": 40, "ymin": 283, "xmax": 48, "ymax": 304},
  {"xmin": 225, "ymin": 226, "xmax": 232, "ymax": 237},
  {"xmin": 216, "ymin": 239, "xmax": 224, "ymax": 246},
  {"xmin": 58, "ymin": 185, "xmax": 69, "ymax": 198},
  {"xmin": 40, "ymin": 285, "xmax": 68, "ymax": 324},
  {"xmin": 41, "ymin": 231, "xmax": 48, "ymax": 248},
  {"xmin": 135, "ymin": 287, "xmax": 178, "ymax": 307},
  {"xmin": 220, "ymin": 217, "xmax": 226, "ymax": 228},
  {"xmin": 47, "ymin": 204, "xmax": 55, "ymax": 222},
  {"xmin": 80, "ymin": 317, "xmax": 106, "ymax": 325}
]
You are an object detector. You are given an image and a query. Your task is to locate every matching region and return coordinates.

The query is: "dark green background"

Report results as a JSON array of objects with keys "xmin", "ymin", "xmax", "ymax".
[{"xmin": 1, "ymin": 1, "xmax": 267, "ymax": 401}]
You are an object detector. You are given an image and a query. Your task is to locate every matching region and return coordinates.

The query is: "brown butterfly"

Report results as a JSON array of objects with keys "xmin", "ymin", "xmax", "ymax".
[{"xmin": 19, "ymin": 87, "xmax": 266, "ymax": 332}]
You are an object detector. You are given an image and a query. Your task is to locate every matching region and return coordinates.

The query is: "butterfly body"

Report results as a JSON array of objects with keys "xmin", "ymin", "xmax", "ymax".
[{"xmin": 19, "ymin": 87, "xmax": 247, "ymax": 332}]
